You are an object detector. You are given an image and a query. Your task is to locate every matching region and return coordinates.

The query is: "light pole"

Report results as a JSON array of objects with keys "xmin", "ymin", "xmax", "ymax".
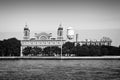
[{"xmin": 61, "ymin": 37, "xmax": 62, "ymax": 59}]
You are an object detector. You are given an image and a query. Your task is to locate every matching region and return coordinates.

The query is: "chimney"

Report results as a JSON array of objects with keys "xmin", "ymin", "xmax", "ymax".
[{"xmin": 76, "ymin": 34, "xmax": 78, "ymax": 43}]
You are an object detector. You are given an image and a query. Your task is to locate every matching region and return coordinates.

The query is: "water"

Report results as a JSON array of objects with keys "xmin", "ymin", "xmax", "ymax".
[{"xmin": 0, "ymin": 60, "xmax": 120, "ymax": 80}]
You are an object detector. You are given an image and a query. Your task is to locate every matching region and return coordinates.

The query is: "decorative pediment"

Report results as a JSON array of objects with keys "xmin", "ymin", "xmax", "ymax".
[{"xmin": 35, "ymin": 32, "xmax": 51, "ymax": 40}]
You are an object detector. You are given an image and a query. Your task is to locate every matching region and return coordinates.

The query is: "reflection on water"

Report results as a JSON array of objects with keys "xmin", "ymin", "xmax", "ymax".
[{"xmin": 0, "ymin": 60, "xmax": 120, "ymax": 80}]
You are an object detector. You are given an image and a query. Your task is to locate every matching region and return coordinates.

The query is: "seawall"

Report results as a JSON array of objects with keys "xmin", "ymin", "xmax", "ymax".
[{"xmin": 0, "ymin": 56, "xmax": 120, "ymax": 60}]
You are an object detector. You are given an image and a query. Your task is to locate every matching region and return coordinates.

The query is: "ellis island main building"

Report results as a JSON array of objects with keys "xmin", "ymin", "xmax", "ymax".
[{"xmin": 21, "ymin": 24, "xmax": 66, "ymax": 56}]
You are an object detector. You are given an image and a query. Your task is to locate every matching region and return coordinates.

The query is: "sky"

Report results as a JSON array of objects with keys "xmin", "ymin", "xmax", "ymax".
[{"xmin": 0, "ymin": 0, "xmax": 120, "ymax": 46}]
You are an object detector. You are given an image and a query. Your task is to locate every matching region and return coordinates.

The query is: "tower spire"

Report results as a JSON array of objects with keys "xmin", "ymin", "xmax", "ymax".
[
  {"xmin": 59, "ymin": 22, "xmax": 62, "ymax": 27},
  {"xmin": 25, "ymin": 22, "xmax": 28, "ymax": 28},
  {"xmin": 59, "ymin": 23, "xmax": 62, "ymax": 27}
]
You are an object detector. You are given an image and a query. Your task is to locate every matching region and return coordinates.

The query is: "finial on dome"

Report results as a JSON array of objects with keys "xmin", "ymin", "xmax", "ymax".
[
  {"xmin": 24, "ymin": 22, "xmax": 29, "ymax": 31},
  {"xmin": 58, "ymin": 23, "xmax": 63, "ymax": 30},
  {"xmin": 59, "ymin": 23, "xmax": 62, "ymax": 27},
  {"xmin": 25, "ymin": 22, "xmax": 28, "ymax": 28}
]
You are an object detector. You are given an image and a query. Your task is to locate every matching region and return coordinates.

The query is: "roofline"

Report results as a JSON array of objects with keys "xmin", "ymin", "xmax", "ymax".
[{"xmin": 21, "ymin": 40, "xmax": 66, "ymax": 41}]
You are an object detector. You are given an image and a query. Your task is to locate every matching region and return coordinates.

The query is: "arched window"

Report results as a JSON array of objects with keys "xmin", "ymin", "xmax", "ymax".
[{"xmin": 40, "ymin": 36, "xmax": 47, "ymax": 40}]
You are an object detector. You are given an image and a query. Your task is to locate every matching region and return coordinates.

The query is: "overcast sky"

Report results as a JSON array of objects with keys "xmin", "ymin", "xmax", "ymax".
[{"xmin": 0, "ymin": 0, "xmax": 120, "ymax": 46}]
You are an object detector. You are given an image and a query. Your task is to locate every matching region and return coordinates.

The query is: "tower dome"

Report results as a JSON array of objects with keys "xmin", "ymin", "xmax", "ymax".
[
  {"xmin": 67, "ymin": 27, "xmax": 74, "ymax": 40},
  {"xmin": 58, "ymin": 24, "xmax": 63, "ymax": 30},
  {"xmin": 24, "ymin": 24, "xmax": 29, "ymax": 30}
]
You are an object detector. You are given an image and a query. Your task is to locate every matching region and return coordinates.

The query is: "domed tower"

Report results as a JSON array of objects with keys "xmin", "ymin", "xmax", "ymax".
[
  {"xmin": 67, "ymin": 27, "xmax": 74, "ymax": 40},
  {"xmin": 57, "ymin": 24, "xmax": 63, "ymax": 40},
  {"xmin": 23, "ymin": 24, "xmax": 30, "ymax": 40}
]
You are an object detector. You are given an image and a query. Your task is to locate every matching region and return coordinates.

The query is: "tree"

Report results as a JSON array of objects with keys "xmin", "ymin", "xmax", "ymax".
[
  {"xmin": 31, "ymin": 47, "xmax": 42, "ymax": 56},
  {"xmin": 80, "ymin": 45, "xmax": 89, "ymax": 56},
  {"xmin": 0, "ymin": 41, "xmax": 5, "ymax": 56},
  {"xmin": 101, "ymin": 46, "xmax": 109, "ymax": 56},
  {"xmin": 88, "ymin": 45, "xmax": 101, "ymax": 56},
  {"xmin": 22, "ymin": 46, "xmax": 32, "ymax": 56},
  {"xmin": 0, "ymin": 38, "xmax": 21, "ymax": 56},
  {"xmin": 73, "ymin": 44, "xmax": 80, "ymax": 56},
  {"xmin": 43, "ymin": 46, "xmax": 60, "ymax": 56},
  {"xmin": 50, "ymin": 46, "xmax": 61, "ymax": 56},
  {"xmin": 62, "ymin": 42, "xmax": 75, "ymax": 56}
]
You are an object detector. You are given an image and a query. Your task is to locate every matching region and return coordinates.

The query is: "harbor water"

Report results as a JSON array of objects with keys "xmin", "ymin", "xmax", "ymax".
[{"xmin": 0, "ymin": 60, "xmax": 120, "ymax": 80}]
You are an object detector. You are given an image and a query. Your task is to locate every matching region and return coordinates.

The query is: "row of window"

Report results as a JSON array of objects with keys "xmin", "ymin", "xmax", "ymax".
[
  {"xmin": 22, "ymin": 41, "xmax": 63, "ymax": 45},
  {"xmin": 79, "ymin": 42, "xmax": 111, "ymax": 46}
]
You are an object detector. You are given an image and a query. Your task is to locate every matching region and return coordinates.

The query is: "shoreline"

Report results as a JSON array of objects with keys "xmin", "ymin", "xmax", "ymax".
[{"xmin": 0, "ymin": 56, "xmax": 120, "ymax": 60}]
